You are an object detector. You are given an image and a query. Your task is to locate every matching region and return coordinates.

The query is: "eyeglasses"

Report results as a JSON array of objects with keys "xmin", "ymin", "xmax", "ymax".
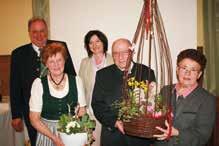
[
  {"xmin": 178, "ymin": 66, "xmax": 200, "ymax": 74},
  {"xmin": 112, "ymin": 50, "xmax": 131, "ymax": 58}
]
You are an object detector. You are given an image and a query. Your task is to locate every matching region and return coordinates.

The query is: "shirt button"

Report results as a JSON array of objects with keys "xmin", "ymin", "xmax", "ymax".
[{"xmin": 36, "ymin": 68, "xmax": 40, "ymax": 72}]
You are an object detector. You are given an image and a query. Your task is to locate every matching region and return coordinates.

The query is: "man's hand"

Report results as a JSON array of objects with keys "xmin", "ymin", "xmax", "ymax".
[
  {"xmin": 11, "ymin": 118, "xmax": 24, "ymax": 132},
  {"xmin": 115, "ymin": 120, "xmax": 125, "ymax": 134}
]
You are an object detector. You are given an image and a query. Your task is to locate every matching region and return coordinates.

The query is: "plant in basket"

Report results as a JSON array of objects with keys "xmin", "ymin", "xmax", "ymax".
[
  {"xmin": 57, "ymin": 113, "xmax": 96, "ymax": 146},
  {"xmin": 113, "ymin": 77, "xmax": 168, "ymax": 138},
  {"xmin": 114, "ymin": 77, "xmax": 166, "ymax": 121}
]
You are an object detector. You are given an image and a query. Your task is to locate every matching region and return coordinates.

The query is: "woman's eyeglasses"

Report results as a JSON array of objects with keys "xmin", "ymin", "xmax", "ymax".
[{"xmin": 178, "ymin": 66, "xmax": 200, "ymax": 74}]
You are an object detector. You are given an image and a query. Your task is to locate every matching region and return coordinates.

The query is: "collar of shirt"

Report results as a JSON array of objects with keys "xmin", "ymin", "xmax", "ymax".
[
  {"xmin": 175, "ymin": 83, "xmax": 198, "ymax": 98},
  {"xmin": 91, "ymin": 55, "xmax": 106, "ymax": 71},
  {"xmin": 119, "ymin": 62, "xmax": 133, "ymax": 73},
  {"xmin": 114, "ymin": 62, "xmax": 133, "ymax": 77},
  {"xmin": 32, "ymin": 43, "xmax": 41, "ymax": 57}
]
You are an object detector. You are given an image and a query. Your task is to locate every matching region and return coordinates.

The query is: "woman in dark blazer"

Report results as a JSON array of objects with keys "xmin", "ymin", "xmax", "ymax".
[{"xmin": 154, "ymin": 49, "xmax": 216, "ymax": 146}]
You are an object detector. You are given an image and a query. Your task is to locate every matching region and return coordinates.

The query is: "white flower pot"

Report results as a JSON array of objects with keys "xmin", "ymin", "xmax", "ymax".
[{"xmin": 59, "ymin": 132, "xmax": 87, "ymax": 146}]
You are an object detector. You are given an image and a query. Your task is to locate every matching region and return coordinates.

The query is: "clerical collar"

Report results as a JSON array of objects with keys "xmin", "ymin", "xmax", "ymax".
[
  {"xmin": 32, "ymin": 43, "xmax": 41, "ymax": 57},
  {"xmin": 119, "ymin": 62, "xmax": 134, "ymax": 74}
]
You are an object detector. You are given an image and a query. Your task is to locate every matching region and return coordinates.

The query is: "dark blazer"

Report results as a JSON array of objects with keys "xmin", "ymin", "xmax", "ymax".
[
  {"xmin": 10, "ymin": 40, "xmax": 76, "ymax": 145},
  {"xmin": 155, "ymin": 85, "xmax": 216, "ymax": 146},
  {"xmin": 92, "ymin": 63, "xmax": 155, "ymax": 146}
]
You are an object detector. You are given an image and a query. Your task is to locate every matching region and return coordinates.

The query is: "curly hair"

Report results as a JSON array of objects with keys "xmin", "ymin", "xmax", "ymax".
[
  {"xmin": 84, "ymin": 30, "xmax": 108, "ymax": 57},
  {"xmin": 41, "ymin": 42, "xmax": 68, "ymax": 65},
  {"xmin": 177, "ymin": 49, "xmax": 207, "ymax": 71}
]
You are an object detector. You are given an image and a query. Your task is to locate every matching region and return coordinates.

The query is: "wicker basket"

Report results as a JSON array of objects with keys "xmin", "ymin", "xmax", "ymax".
[{"xmin": 123, "ymin": 114, "xmax": 166, "ymax": 138}]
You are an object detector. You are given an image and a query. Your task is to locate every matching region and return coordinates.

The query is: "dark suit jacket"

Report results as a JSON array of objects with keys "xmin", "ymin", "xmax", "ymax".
[
  {"xmin": 92, "ymin": 63, "xmax": 155, "ymax": 146},
  {"xmin": 155, "ymin": 85, "xmax": 216, "ymax": 146},
  {"xmin": 10, "ymin": 40, "xmax": 76, "ymax": 121}
]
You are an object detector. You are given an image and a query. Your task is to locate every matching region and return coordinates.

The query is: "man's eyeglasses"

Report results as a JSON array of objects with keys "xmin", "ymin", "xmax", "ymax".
[{"xmin": 112, "ymin": 50, "xmax": 131, "ymax": 58}]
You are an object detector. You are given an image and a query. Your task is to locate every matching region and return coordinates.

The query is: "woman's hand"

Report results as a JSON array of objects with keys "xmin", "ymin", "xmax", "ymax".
[
  {"xmin": 153, "ymin": 120, "xmax": 179, "ymax": 140},
  {"xmin": 30, "ymin": 112, "xmax": 64, "ymax": 145},
  {"xmin": 78, "ymin": 106, "xmax": 86, "ymax": 117},
  {"xmin": 52, "ymin": 134, "xmax": 65, "ymax": 146}
]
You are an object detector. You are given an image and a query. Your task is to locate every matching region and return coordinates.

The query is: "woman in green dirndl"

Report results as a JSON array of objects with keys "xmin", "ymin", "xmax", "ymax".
[{"xmin": 29, "ymin": 42, "xmax": 86, "ymax": 146}]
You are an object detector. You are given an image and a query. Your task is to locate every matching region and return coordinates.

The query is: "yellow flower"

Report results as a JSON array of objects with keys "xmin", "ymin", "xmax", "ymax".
[
  {"xmin": 127, "ymin": 77, "xmax": 148, "ymax": 92},
  {"xmin": 134, "ymin": 81, "xmax": 140, "ymax": 87},
  {"xmin": 128, "ymin": 81, "xmax": 134, "ymax": 87}
]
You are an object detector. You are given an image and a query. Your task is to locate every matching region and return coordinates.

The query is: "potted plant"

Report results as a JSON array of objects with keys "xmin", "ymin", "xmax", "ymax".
[{"xmin": 57, "ymin": 113, "xmax": 96, "ymax": 146}]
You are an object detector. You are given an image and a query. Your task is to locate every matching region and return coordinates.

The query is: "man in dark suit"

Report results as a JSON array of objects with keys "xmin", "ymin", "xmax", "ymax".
[
  {"xmin": 92, "ymin": 38, "xmax": 155, "ymax": 146},
  {"xmin": 10, "ymin": 17, "xmax": 76, "ymax": 146}
]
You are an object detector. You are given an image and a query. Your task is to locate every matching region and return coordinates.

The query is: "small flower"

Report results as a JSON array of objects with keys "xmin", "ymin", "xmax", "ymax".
[
  {"xmin": 147, "ymin": 105, "xmax": 154, "ymax": 113},
  {"xmin": 66, "ymin": 121, "xmax": 78, "ymax": 129},
  {"xmin": 134, "ymin": 80, "xmax": 140, "ymax": 87},
  {"xmin": 66, "ymin": 127, "xmax": 70, "ymax": 133},
  {"xmin": 76, "ymin": 122, "xmax": 80, "ymax": 128},
  {"xmin": 128, "ymin": 77, "xmax": 135, "ymax": 87},
  {"xmin": 128, "ymin": 81, "xmax": 134, "ymax": 87}
]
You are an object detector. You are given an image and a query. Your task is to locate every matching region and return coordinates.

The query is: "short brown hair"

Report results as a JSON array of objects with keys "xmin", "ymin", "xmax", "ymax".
[
  {"xmin": 28, "ymin": 17, "xmax": 47, "ymax": 31},
  {"xmin": 177, "ymin": 49, "xmax": 207, "ymax": 71},
  {"xmin": 84, "ymin": 30, "xmax": 108, "ymax": 57},
  {"xmin": 41, "ymin": 42, "xmax": 68, "ymax": 65}
]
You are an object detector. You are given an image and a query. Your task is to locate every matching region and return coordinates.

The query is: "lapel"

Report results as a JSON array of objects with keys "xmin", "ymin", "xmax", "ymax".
[
  {"xmin": 171, "ymin": 88, "xmax": 177, "ymax": 117},
  {"xmin": 88, "ymin": 58, "xmax": 94, "ymax": 81},
  {"xmin": 166, "ymin": 84, "xmax": 184, "ymax": 121},
  {"xmin": 31, "ymin": 45, "xmax": 41, "ymax": 78},
  {"xmin": 175, "ymin": 97, "xmax": 185, "ymax": 119},
  {"xmin": 174, "ymin": 86, "xmax": 200, "ymax": 120},
  {"xmin": 84, "ymin": 58, "xmax": 95, "ymax": 89},
  {"xmin": 25, "ymin": 44, "xmax": 39, "ymax": 74}
]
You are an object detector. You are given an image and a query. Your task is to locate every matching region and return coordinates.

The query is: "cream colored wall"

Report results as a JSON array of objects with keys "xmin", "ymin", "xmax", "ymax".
[
  {"xmin": 197, "ymin": 0, "xmax": 204, "ymax": 46},
  {"xmin": 50, "ymin": 0, "xmax": 197, "ymax": 83},
  {"xmin": 0, "ymin": 0, "xmax": 32, "ymax": 55}
]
